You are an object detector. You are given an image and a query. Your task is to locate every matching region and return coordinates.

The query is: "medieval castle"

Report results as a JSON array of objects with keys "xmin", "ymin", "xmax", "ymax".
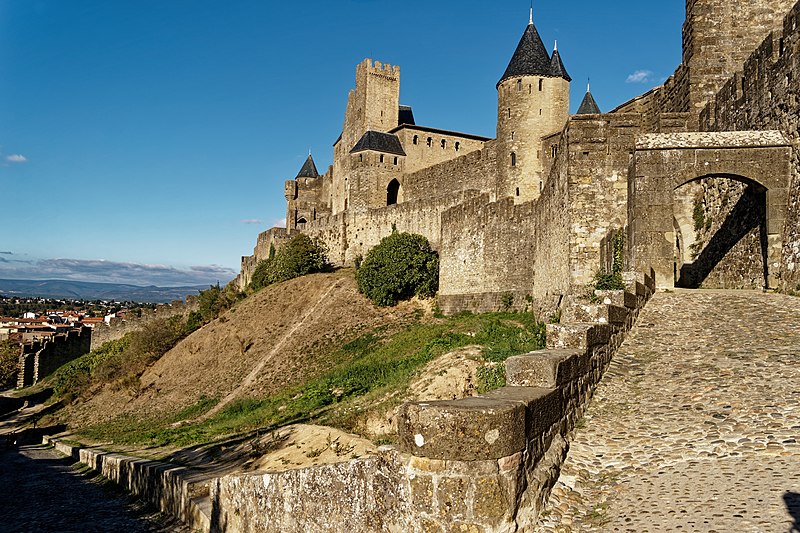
[{"xmin": 236, "ymin": 0, "xmax": 800, "ymax": 314}]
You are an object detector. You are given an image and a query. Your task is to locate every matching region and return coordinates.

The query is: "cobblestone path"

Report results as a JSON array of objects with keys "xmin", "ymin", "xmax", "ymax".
[
  {"xmin": 538, "ymin": 290, "xmax": 800, "ymax": 532},
  {"xmin": 0, "ymin": 444, "xmax": 189, "ymax": 533}
]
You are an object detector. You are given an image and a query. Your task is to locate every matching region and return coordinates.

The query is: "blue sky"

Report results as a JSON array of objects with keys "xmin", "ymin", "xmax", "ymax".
[{"xmin": 0, "ymin": 0, "xmax": 684, "ymax": 287}]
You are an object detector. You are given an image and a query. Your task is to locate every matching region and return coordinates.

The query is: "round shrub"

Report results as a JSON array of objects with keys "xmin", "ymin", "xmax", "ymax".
[
  {"xmin": 356, "ymin": 232, "xmax": 439, "ymax": 306},
  {"xmin": 250, "ymin": 234, "xmax": 329, "ymax": 291}
]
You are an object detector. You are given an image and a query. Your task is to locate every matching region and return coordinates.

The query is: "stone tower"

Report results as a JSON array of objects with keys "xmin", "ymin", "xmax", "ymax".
[
  {"xmin": 496, "ymin": 10, "xmax": 570, "ymax": 203},
  {"xmin": 682, "ymin": 0, "xmax": 795, "ymax": 113},
  {"xmin": 331, "ymin": 59, "xmax": 401, "ymax": 214}
]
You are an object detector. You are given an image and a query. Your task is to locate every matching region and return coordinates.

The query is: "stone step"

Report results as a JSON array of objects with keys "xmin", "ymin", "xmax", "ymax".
[
  {"xmin": 505, "ymin": 349, "xmax": 585, "ymax": 388},
  {"xmin": 546, "ymin": 323, "xmax": 611, "ymax": 350}
]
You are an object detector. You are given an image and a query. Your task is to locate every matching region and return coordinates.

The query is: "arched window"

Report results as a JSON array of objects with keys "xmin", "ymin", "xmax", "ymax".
[
  {"xmin": 441, "ymin": 139, "xmax": 447, "ymax": 149},
  {"xmin": 511, "ymin": 152, "xmax": 517, "ymax": 166},
  {"xmin": 387, "ymin": 179, "xmax": 401, "ymax": 206},
  {"xmin": 413, "ymin": 135, "xmax": 418, "ymax": 145},
  {"xmin": 455, "ymin": 142, "xmax": 460, "ymax": 152}
]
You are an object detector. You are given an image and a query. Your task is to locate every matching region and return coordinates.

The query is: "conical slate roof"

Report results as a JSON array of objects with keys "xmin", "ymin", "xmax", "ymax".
[
  {"xmin": 577, "ymin": 89, "xmax": 601, "ymax": 114},
  {"xmin": 549, "ymin": 48, "xmax": 571, "ymax": 82},
  {"xmin": 498, "ymin": 21, "xmax": 553, "ymax": 87},
  {"xmin": 296, "ymin": 154, "xmax": 320, "ymax": 179}
]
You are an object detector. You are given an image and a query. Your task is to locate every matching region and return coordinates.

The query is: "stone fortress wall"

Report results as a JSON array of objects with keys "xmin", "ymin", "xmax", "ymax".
[
  {"xmin": 239, "ymin": 0, "xmax": 800, "ymax": 305},
  {"xmin": 17, "ymin": 326, "xmax": 92, "ymax": 388}
]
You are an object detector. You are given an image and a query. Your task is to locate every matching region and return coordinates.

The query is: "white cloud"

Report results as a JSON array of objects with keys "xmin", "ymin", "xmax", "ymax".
[
  {"xmin": 240, "ymin": 219, "xmax": 263, "ymax": 225},
  {"xmin": 626, "ymin": 70, "xmax": 654, "ymax": 84},
  {"xmin": 6, "ymin": 154, "xmax": 27, "ymax": 163},
  {"xmin": 272, "ymin": 218, "xmax": 286, "ymax": 228}
]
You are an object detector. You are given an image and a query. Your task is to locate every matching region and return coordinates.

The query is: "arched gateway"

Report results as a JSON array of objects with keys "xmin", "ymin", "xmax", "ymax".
[{"xmin": 629, "ymin": 131, "xmax": 791, "ymax": 289}]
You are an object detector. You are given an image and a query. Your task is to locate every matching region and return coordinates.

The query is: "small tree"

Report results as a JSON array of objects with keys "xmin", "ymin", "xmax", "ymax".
[{"xmin": 356, "ymin": 232, "xmax": 439, "ymax": 306}]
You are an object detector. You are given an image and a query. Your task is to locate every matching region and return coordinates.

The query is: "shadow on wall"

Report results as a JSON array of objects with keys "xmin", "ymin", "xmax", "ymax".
[
  {"xmin": 786, "ymin": 491, "xmax": 800, "ymax": 532},
  {"xmin": 678, "ymin": 184, "xmax": 767, "ymax": 288}
]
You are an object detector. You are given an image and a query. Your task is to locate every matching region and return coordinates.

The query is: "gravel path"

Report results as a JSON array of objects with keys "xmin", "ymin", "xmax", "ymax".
[
  {"xmin": 538, "ymin": 290, "xmax": 800, "ymax": 532},
  {"xmin": 0, "ymin": 444, "xmax": 189, "ymax": 533}
]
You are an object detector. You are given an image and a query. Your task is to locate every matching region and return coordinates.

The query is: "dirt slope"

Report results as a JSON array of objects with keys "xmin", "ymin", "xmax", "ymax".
[{"xmin": 66, "ymin": 269, "xmax": 422, "ymax": 426}]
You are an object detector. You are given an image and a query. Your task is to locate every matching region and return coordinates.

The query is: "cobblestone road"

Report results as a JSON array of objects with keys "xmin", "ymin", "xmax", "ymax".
[
  {"xmin": 0, "ymin": 444, "xmax": 189, "ymax": 533},
  {"xmin": 538, "ymin": 290, "xmax": 800, "ymax": 532}
]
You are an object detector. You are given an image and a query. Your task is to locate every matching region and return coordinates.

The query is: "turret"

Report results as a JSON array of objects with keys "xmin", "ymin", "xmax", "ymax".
[
  {"xmin": 576, "ymin": 81, "xmax": 601, "ymax": 114},
  {"xmin": 496, "ymin": 9, "xmax": 570, "ymax": 202}
]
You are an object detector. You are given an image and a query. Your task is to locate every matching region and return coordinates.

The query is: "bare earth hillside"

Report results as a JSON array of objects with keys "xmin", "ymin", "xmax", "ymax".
[{"xmin": 65, "ymin": 270, "xmax": 422, "ymax": 427}]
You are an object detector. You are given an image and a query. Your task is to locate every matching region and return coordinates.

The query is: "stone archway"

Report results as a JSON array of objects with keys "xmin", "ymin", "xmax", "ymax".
[{"xmin": 629, "ymin": 131, "xmax": 791, "ymax": 289}]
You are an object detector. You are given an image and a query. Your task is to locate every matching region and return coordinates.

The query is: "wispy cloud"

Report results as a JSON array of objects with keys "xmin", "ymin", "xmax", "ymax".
[
  {"xmin": 0, "ymin": 258, "xmax": 237, "ymax": 287},
  {"xmin": 0, "ymin": 251, "xmax": 13, "ymax": 255},
  {"xmin": 240, "ymin": 219, "xmax": 263, "ymax": 225},
  {"xmin": 5, "ymin": 154, "xmax": 27, "ymax": 163},
  {"xmin": 272, "ymin": 218, "xmax": 286, "ymax": 228},
  {"xmin": 626, "ymin": 70, "xmax": 654, "ymax": 84}
]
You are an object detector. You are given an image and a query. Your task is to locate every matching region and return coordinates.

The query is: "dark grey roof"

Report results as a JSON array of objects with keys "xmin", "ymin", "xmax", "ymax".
[
  {"xmin": 498, "ymin": 22, "xmax": 553, "ymax": 87},
  {"xmin": 388, "ymin": 124, "xmax": 492, "ymax": 142},
  {"xmin": 350, "ymin": 131, "xmax": 406, "ymax": 156},
  {"xmin": 576, "ymin": 90, "xmax": 601, "ymax": 114},
  {"xmin": 549, "ymin": 49, "xmax": 571, "ymax": 82},
  {"xmin": 295, "ymin": 154, "xmax": 320, "ymax": 178},
  {"xmin": 398, "ymin": 105, "xmax": 416, "ymax": 126}
]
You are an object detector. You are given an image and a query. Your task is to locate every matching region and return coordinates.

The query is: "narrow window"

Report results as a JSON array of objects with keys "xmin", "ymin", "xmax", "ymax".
[
  {"xmin": 529, "ymin": 85, "xmax": 532, "ymax": 94},
  {"xmin": 359, "ymin": 154, "xmax": 363, "ymax": 162},
  {"xmin": 517, "ymin": 79, "xmax": 522, "ymax": 91},
  {"xmin": 539, "ymin": 109, "xmax": 543, "ymax": 115},
  {"xmin": 387, "ymin": 179, "xmax": 401, "ymax": 206},
  {"xmin": 380, "ymin": 154, "xmax": 384, "ymax": 163},
  {"xmin": 539, "ymin": 79, "xmax": 543, "ymax": 91},
  {"xmin": 427, "ymin": 137, "xmax": 432, "ymax": 147},
  {"xmin": 441, "ymin": 139, "xmax": 446, "ymax": 149},
  {"xmin": 511, "ymin": 152, "xmax": 517, "ymax": 166},
  {"xmin": 393, "ymin": 156, "xmax": 398, "ymax": 165},
  {"xmin": 551, "ymin": 145, "xmax": 558, "ymax": 158},
  {"xmin": 345, "ymin": 199, "xmax": 348, "ymax": 210},
  {"xmin": 413, "ymin": 135, "xmax": 418, "ymax": 145},
  {"xmin": 508, "ymin": 108, "xmax": 512, "ymax": 118},
  {"xmin": 455, "ymin": 142, "xmax": 460, "ymax": 152},
  {"xmin": 511, "ymin": 131, "xmax": 515, "ymax": 140},
  {"xmin": 515, "ymin": 187, "xmax": 520, "ymax": 197}
]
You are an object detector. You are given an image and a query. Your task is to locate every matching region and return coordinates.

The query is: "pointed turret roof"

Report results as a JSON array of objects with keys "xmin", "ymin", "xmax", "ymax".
[
  {"xmin": 295, "ymin": 154, "xmax": 320, "ymax": 179},
  {"xmin": 576, "ymin": 84, "xmax": 601, "ymax": 114},
  {"xmin": 497, "ymin": 16, "xmax": 553, "ymax": 87},
  {"xmin": 549, "ymin": 43, "xmax": 571, "ymax": 82}
]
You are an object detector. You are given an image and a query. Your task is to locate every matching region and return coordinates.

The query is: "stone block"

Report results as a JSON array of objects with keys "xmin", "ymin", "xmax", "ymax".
[
  {"xmin": 593, "ymin": 289, "xmax": 637, "ymax": 309},
  {"xmin": 397, "ymin": 397, "xmax": 526, "ymax": 461},
  {"xmin": 482, "ymin": 386, "xmax": 563, "ymax": 437},
  {"xmin": 504, "ymin": 349, "xmax": 583, "ymax": 387},
  {"xmin": 545, "ymin": 323, "xmax": 611, "ymax": 350},
  {"xmin": 563, "ymin": 302, "xmax": 628, "ymax": 325}
]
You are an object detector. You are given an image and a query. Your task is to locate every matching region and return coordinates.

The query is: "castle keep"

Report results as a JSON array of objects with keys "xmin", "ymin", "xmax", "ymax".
[{"xmin": 238, "ymin": 0, "xmax": 800, "ymax": 311}]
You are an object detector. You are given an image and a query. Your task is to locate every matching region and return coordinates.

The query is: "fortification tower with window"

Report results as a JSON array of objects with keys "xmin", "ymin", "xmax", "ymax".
[{"xmin": 496, "ymin": 9, "xmax": 570, "ymax": 203}]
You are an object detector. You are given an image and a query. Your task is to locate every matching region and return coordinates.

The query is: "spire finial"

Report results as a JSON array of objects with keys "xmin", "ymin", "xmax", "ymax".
[
  {"xmin": 587, "ymin": 77, "xmax": 591, "ymax": 92},
  {"xmin": 529, "ymin": 1, "xmax": 533, "ymax": 25},
  {"xmin": 554, "ymin": 40, "xmax": 558, "ymax": 51}
]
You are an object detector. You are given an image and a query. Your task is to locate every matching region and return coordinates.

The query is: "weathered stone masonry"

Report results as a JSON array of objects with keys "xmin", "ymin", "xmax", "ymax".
[{"xmin": 17, "ymin": 326, "xmax": 92, "ymax": 388}]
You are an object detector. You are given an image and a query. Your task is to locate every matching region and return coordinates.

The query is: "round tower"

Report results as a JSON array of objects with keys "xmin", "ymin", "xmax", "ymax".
[{"xmin": 496, "ymin": 9, "xmax": 570, "ymax": 202}]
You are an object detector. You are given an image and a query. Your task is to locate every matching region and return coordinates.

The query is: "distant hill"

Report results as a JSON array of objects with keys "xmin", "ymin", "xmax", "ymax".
[{"xmin": 0, "ymin": 279, "xmax": 208, "ymax": 303}]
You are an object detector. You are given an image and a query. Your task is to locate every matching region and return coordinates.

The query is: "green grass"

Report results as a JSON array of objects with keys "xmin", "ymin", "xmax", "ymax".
[{"xmin": 78, "ymin": 312, "xmax": 546, "ymax": 448}]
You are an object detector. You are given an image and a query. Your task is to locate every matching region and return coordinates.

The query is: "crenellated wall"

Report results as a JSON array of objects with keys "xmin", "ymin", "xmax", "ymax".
[
  {"xmin": 17, "ymin": 326, "xmax": 92, "ymax": 388},
  {"xmin": 90, "ymin": 298, "xmax": 199, "ymax": 351}
]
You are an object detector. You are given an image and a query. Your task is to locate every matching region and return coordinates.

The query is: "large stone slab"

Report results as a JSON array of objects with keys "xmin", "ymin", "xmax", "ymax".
[
  {"xmin": 397, "ymin": 397, "xmax": 527, "ymax": 461},
  {"xmin": 546, "ymin": 323, "xmax": 611, "ymax": 350},
  {"xmin": 505, "ymin": 349, "xmax": 584, "ymax": 388}
]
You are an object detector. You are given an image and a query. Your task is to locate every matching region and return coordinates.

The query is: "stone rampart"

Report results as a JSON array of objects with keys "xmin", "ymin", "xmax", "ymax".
[
  {"xmin": 697, "ymin": 1, "xmax": 800, "ymax": 290},
  {"xmin": 17, "ymin": 326, "xmax": 92, "ymax": 388},
  {"xmin": 401, "ymin": 141, "xmax": 498, "ymax": 201},
  {"xmin": 210, "ymin": 270, "xmax": 655, "ymax": 532},
  {"xmin": 89, "ymin": 298, "xmax": 198, "ymax": 351}
]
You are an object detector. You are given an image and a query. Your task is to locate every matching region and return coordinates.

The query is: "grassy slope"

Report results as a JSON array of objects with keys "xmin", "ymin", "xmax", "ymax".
[{"xmin": 47, "ymin": 270, "xmax": 545, "ymax": 450}]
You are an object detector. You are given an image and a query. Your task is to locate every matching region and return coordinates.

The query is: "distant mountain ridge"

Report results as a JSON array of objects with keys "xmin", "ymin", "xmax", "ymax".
[{"xmin": 0, "ymin": 279, "xmax": 207, "ymax": 303}]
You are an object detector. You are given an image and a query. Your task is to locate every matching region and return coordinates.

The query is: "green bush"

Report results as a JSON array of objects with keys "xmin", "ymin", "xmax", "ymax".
[
  {"xmin": 250, "ymin": 234, "xmax": 330, "ymax": 291},
  {"xmin": 356, "ymin": 232, "xmax": 439, "ymax": 306}
]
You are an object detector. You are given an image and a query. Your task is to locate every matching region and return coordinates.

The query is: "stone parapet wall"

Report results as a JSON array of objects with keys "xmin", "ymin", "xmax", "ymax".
[
  {"xmin": 210, "ymin": 270, "xmax": 655, "ymax": 532},
  {"xmin": 90, "ymin": 298, "xmax": 198, "ymax": 351},
  {"xmin": 43, "ymin": 437, "xmax": 211, "ymax": 533},
  {"xmin": 17, "ymin": 327, "xmax": 92, "ymax": 388}
]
